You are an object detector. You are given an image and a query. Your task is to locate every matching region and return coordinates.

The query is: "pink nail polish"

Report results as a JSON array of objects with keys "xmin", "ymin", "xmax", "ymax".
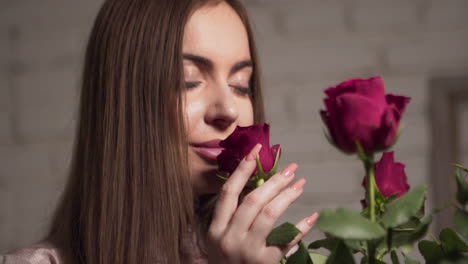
[
  {"xmin": 291, "ymin": 178, "xmax": 306, "ymax": 191},
  {"xmin": 306, "ymin": 213, "xmax": 319, "ymax": 226},
  {"xmin": 281, "ymin": 163, "xmax": 298, "ymax": 178}
]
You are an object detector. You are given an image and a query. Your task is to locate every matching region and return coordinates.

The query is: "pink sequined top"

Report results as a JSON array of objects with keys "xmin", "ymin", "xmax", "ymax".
[
  {"xmin": 1, "ymin": 232, "xmax": 208, "ymax": 264},
  {"xmin": 1, "ymin": 242, "xmax": 61, "ymax": 264}
]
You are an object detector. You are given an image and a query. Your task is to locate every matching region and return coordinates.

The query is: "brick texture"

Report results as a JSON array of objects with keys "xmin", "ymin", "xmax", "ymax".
[{"xmin": 1, "ymin": 0, "xmax": 468, "ymax": 255}]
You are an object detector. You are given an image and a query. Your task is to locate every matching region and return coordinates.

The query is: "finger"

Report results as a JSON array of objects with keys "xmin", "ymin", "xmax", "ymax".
[
  {"xmin": 285, "ymin": 244, "xmax": 299, "ymax": 258},
  {"xmin": 281, "ymin": 212, "xmax": 319, "ymax": 256},
  {"xmin": 249, "ymin": 178, "xmax": 306, "ymax": 238},
  {"xmin": 229, "ymin": 163, "xmax": 298, "ymax": 231},
  {"xmin": 210, "ymin": 144, "xmax": 262, "ymax": 236}
]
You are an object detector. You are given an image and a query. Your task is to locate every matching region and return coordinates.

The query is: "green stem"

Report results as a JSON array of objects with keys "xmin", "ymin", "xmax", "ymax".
[
  {"xmin": 368, "ymin": 164, "xmax": 376, "ymax": 222},
  {"xmin": 365, "ymin": 154, "xmax": 376, "ymax": 264},
  {"xmin": 429, "ymin": 231, "xmax": 439, "ymax": 243}
]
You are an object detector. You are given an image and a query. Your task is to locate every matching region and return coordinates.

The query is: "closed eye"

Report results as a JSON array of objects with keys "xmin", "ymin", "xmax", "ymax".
[
  {"xmin": 185, "ymin": 81, "xmax": 202, "ymax": 89},
  {"xmin": 230, "ymin": 85, "xmax": 252, "ymax": 96}
]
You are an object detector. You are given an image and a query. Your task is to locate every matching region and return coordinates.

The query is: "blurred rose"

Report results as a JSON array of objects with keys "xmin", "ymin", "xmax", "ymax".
[
  {"xmin": 217, "ymin": 123, "xmax": 280, "ymax": 176},
  {"xmin": 363, "ymin": 151, "xmax": 410, "ymax": 200},
  {"xmin": 320, "ymin": 76, "xmax": 410, "ymax": 153}
]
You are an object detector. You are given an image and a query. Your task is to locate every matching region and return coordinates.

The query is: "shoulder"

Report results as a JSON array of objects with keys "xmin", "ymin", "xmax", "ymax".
[{"xmin": 1, "ymin": 241, "xmax": 62, "ymax": 264}]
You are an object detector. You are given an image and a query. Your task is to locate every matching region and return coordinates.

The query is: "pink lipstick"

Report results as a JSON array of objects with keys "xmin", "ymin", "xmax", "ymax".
[{"xmin": 191, "ymin": 139, "xmax": 224, "ymax": 162}]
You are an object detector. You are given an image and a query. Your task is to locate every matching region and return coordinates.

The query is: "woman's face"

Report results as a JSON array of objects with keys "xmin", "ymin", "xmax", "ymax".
[{"xmin": 183, "ymin": 2, "xmax": 254, "ymax": 196}]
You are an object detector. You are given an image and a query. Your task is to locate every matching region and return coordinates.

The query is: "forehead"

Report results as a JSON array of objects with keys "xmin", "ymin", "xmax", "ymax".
[{"xmin": 183, "ymin": 2, "xmax": 251, "ymax": 61}]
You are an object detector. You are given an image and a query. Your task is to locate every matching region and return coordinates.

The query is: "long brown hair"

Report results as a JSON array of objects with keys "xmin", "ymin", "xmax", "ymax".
[{"xmin": 47, "ymin": 0, "xmax": 265, "ymax": 263}]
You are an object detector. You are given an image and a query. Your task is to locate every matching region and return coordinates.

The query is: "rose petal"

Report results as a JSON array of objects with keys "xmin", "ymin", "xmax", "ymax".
[
  {"xmin": 325, "ymin": 77, "xmax": 385, "ymax": 105},
  {"xmin": 386, "ymin": 94, "xmax": 411, "ymax": 118},
  {"xmin": 217, "ymin": 148, "xmax": 242, "ymax": 174},
  {"xmin": 336, "ymin": 93, "xmax": 386, "ymax": 152},
  {"xmin": 373, "ymin": 105, "xmax": 399, "ymax": 150},
  {"xmin": 374, "ymin": 152, "xmax": 410, "ymax": 198},
  {"xmin": 324, "ymin": 80, "xmax": 356, "ymax": 99},
  {"xmin": 320, "ymin": 76, "xmax": 410, "ymax": 154},
  {"xmin": 324, "ymin": 98, "xmax": 355, "ymax": 152},
  {"xmin": 218, "ymin": 123, "xmax": 278, "ymax": 176},
  {"xmin": 353, "ymin": 77, "xmax": 386, "ymax": 106}
]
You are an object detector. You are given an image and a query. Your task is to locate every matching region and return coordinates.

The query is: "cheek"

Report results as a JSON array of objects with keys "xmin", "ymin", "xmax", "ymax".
[
  {"xmin": 238, "ymin": 99, "xmax": 255, "ymax": 126},
  {"xmin": 184, "ymin": 99, "xmax": 205, "ymax": 135}
]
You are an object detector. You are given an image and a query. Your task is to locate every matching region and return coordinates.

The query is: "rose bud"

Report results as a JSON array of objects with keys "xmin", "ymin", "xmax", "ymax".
[
  {"xmin": 320, "ymin": 76, "xmax": 410, "ymax": 154},
  {"xmin": 363, "ymin": 151, "xmax": 410, "ymax": 199},
  {"xmin": 217, "ymin": 123, "xmax": 281, "ymax": 187}
]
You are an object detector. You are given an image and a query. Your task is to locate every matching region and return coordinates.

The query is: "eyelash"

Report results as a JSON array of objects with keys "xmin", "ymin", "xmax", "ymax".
[
  {"xmin": 185, "ymin": 81, "xmax": 201, "ymax": 89},
  {"xmin": 185, "ymin": 82, "xmax": 252, "ymax": 96}
]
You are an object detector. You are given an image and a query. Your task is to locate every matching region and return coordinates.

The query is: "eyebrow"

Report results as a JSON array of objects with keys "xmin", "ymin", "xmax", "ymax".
[{"xmin": 182, "ymin": 53, "xmax": 253, "ymax": 75}]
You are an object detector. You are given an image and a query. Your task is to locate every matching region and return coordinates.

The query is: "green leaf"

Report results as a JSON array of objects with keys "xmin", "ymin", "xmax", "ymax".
[
  {"xmin": 286, "ymin": 241, "xmax": 313, "ymax": 264},
  {"xmin": 361, "ymin": 256, "xmax": 389, "ymax": 264},
  {"xmin": 391, "ymin": 251, "xmax": 401, "ymax": 264},
  {"xmin": 309, "ymin": 253, "xmax": 328, "ymax": 264},
  {"xmin": 454, "ymin": 163, "xmax": 468, "ymax": 173},
  {"xmin": 454, "ymin": 208, "xmax": 468, "ymax": 237},
  {"xmin": 404, "ymin": 257, "xmax": 420, "ymax": 264},
  {"xmin": 308, "ymin": 236, "xmax": 363, "ymax": 253},
  {"xmin": 418, "ymin": 240, "xmax": 444, "ymax": 264},
  {"xmin": 455, "ymin": 169, "xmax": 468, "ymax": 205},
  {"xmin": 360, "ymin": 256, "xmax": 367, "ymax": 264},
  {"xmin": 267, "ymin": 222, "xmax": 301, "ymax": 245},
  {"xmin": 439, "ymin": 228, "xmax": 468, "ymax": 253},
  {"xmin": 344, "ymin": 239, "xmax": 365, "ymax": 252},
  {"xmin": 308, "ymin": 237, "xmax": 338, "ymax": 252},
  {"xmin": 326, "ymin": 240, "xmax": 355, "ymax": 264},
  {"xmin": 316, "ymin": 208, "xmax": 385, "ymax": 240},
  {"xmin": 384, "ymin": 216, "xmax": 431, "ymax": 250},
  {"xmin": 381, "ymin": 185, "xmax": 427, "ymax": 228}
]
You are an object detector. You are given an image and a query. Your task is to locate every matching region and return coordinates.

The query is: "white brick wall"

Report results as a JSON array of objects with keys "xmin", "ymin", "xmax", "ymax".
[
  {"xmin": 259, "ymin": 38, "xmax": 379, "ymax": 80},
  {"xmin": 386, "ymin": 31, "xmax": 468, "ymax": 74},
  {"xmin": 14, "ymin": 68, "xmax": 79, "ymax": 143},
  {"xmin": 461, "ymin": 103, "xmax": 468, "ymax": 166},
  {"xmin": 424, "ymin": 0, "xmax": 468, "ymax": 31},
  {"xmin": 1, "ymin": 0, "xmax": 468, "ymax": 255},
  {"xmin": 280, "ymin": 1, "xmax": 347, "ymax": 36},
  {"xmin": 350, "ymin": 0, "xmax": 421, "ymax": 33}
]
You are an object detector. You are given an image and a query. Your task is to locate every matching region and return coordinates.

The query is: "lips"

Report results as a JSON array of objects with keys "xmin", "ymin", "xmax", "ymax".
[{"xmin": 191, "ymin": 139, "xmax": 224, "ymax": 162}]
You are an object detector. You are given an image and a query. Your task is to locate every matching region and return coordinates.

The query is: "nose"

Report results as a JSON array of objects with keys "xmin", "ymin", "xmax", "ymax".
[{"xmin": 204, "ymin": 84, "xmax": 239, "ymax": 131}]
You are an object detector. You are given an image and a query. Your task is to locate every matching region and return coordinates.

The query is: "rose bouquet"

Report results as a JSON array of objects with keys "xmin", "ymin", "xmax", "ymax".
[{"xmin": 216, "ymin": 77, "xmax": 468, "ymax": 264}]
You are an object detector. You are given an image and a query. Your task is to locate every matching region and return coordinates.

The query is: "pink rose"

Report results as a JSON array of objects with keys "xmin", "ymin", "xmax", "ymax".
[
  {"xmin": 217, "ymin": 123, "xmax": 281, "ymax": 176},
  {"xmin": 320, "ymin": 76, "xmax": 410, "ymax": 153},
  {"xmin": 363, "ymin": 151, "xmax": 410, "ymax": 200}
]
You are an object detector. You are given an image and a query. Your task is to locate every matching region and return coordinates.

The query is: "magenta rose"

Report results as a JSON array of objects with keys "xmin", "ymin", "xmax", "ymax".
[
  {"xmin": 362, "ymin": 151, "xmax": 410, "ymax": 200},
  {"xmin": 320, "ymin": 76, "xmax": 411, "ymax": 153},
  {"xmin": 217, "ymin": 123, "xmax": 281, "ymax": 177}
]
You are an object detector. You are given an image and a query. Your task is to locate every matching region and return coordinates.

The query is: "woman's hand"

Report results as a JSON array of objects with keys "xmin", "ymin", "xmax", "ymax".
[{"xmin": 207, "ymin": 144, "xmax": 318, "ymax": 264}]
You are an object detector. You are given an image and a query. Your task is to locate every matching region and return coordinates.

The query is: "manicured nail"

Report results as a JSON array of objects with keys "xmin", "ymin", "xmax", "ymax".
[
  {"xmin": 285, "ymin": 244, "xmax": 299, "ymax": 258},
  {"xmin": 246, "ymin": 144, "xmax": 262, "ymax": 161},
  {"xmin": 306, "ymin": 212, "xmax": 319, "ymax": 226},
  {"xmin": 291, "ymin": 178, "xmax": 306, "ymax": 191},
  {"xmin": 281, "ymin": 163, "xmax": 298, "ymax": 178}
]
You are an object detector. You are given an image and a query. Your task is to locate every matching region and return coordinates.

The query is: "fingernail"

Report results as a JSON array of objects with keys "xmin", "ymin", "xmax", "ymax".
[
  {"xmin": 306, "ymin": 212, "xmax": 319, "ymax": 226},
  {"xmin": 281, "ymin": 163, "xmax": 298, "ymax": 178},
  {"xmin": 291, "ymin": 178, "xmax": 306, "ymax": 191},
  {"xmin": 246, "ymin": 144, "xmax": 262, "ymax": 161},
  {"xmin": 285, "ymin": 244, "xmax": 299, "ymax": 258}
]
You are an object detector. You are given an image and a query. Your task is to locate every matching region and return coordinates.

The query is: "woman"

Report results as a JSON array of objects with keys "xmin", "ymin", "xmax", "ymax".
[{"xmin": 2, "ymin": 0, "xmax": 318, "ymax": 263}]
